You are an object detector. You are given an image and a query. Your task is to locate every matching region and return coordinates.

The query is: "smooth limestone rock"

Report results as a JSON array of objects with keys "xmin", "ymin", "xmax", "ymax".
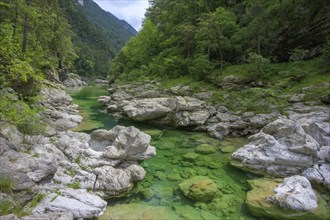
[
  {"xmin": 40, "ymin": 81, "xmax": 82, "ymax": 132},
  {"xmin": 123, "ymin": 98, "xmax": 174, "ymax": 121},
  {"xmin": 179, "ymin": 176, "xmax": 218, "ymax": 202},
  {"xmin": 268, "ymin": 176, "xmax": 318, "ymax": 211},
  {"xmin": 63, "ymin": 73, "xmax": 86, "ymax": 87},
  {"xmin": 174, "ymin": 110, "xmax": 210, "ymax": 127},
  {"xmin": 93, "ymin": 164, "xmax": 143, "ymax": 198},
  {"xmin": 231, "ymin": 118, "xmax": 320, "ymax": 177},
  {"xmin": 0, "ymin": 122, "xmax": 156, "ymax": 219},
  {"xmin": 33, "ymin": 189, "xmax": 106, "ymax": 219},
  {"xmin": 302, "ymin": 163, "xmax": 330, "ymax": 189},
  {"xmin": 102, "ymin": 126, "xmax": 156, "ymax": 161},
  {"xmin": 246, "ymin": 178, "xmax": 329, "ymax": 220},
  {"xmin": 23, "ymin": 212, "xmax": 73, "ymax": 220}
]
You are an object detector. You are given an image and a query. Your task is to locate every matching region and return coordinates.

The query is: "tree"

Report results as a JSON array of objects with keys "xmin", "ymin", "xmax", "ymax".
[{"xmin": 197, "ymin": 7, "xmax": 238, "ymax": 70}]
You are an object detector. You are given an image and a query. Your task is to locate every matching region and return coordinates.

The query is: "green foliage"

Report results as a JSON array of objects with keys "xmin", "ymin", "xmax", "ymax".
[
  {"xmin": 29, "ymin": 193, "xmax": 46, "ymax": 208},
  {"xmin": 112, "ymin": 0, "xmax": 329, "ymax": 81},
  {"xmin": 0, "ymin": 199, "xmax": 12, "ymax": 216},
  {"xmin": 67, "ymin": 182, "xmax": 81, "ymax": 189},
  {"xmin": 0, "ymin": 176, "xmax": 13, "ymax": 193},
  {"xmin": 0, "ymin": 23, "xmax": 43, "ymax": 98},
  {"xmin": 188, "ymin": 54, "xmax": 214, "ymax": 80},
  {"xmin": 289, "ymin": 49, "xmax": 309, "ymax": 61},
  {"xmin": 0, "ymin": 90, "xmax": 45, "ymax": 135},
  {"xmin": 246, "ymin": 52, "xmax": 270, "ymax": 77},
  {"xmin": 324, "ymin": 39, "xmax": 330, "ymax": 61},
  {"xmin": 59, "ymin": 0, "xmax": 136, "ymax": 78}
]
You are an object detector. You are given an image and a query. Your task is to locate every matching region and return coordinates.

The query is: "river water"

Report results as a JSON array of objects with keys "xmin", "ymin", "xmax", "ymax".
[{"xmin": 68, "ymin": 85, "xmax": 258, "ymax": 220}]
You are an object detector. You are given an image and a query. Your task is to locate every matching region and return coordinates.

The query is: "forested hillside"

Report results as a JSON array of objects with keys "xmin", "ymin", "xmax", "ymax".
[
  {"xmin": 59, "ymin": 0, "xmax": 136, "ymax": 78},
  {"xmin": 0, "ymin": 0, "xmax": 135, "ymax": 130},
  {"xmin": 112, "ymin": 0, "xmax": 330, "ymax": 80}
]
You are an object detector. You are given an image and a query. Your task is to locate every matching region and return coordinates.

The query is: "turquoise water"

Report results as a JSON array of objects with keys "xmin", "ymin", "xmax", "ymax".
[{"xmin": 68, "ymin": 85, "xmax": 257, "ymax": 220}]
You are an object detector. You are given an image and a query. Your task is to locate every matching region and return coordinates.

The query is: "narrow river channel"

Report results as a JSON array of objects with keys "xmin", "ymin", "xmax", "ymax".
[{"xmin": 68, "ymin": 85, "xmax": 259, "ymax": 220}]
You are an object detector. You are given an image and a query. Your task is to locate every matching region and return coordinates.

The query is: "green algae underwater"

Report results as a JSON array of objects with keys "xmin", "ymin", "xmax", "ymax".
[{"xmin": 68, "ymin": 85, "xmax": 259, "ymax": 220}]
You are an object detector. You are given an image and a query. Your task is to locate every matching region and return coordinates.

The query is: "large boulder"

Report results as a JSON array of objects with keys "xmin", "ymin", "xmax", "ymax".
[
  {"xmin": 33, "ymin": 189, "xmax": 106, "ymax": 219},
  {"xmin": 179, "ymin": 176, "xmax": 218, "ymax": 202},
  {"xmin": 102, "ymin": 126, "xmax": 156, "ymax": 161},
  {"xmin": 231, "ymin": 118, "xmax": 320, "ymax": 177},
  {"xmin": 40, "ymin": 81, "xmax": 82, "ymax": 132},
  {"xmin": 302, "ymin": 163, "xmax": 330, "ymax": 189},
  {"xmin": 63, "ymin": 73, "xmax": 86, "ymax": 87},
  {"xmin": 175, "ymin": 96, "xmax": 205, "ymax": 111},
  {"xmin": 268, "ymin": 176, "xmax": 318, "ymax": 211},
  {"xmin": 246, "ymin": 177, "xmax": 329, "ymax": 220},
  {"xmin": 123, "ymin": 98, "xmax": 174, "ymax": 121},
  {"xmin": 174, "ymin": 111, "xmax": 210, "ymax": 127},
  {"xmin": 94, "ymin": 164, "xmax": 145, "ymax": 198}
]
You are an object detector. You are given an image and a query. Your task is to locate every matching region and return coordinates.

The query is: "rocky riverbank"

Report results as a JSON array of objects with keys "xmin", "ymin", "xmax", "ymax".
[
  {"xmin": 98, "ymin": 80, "xmax": 330, "ymax": 219},
  {"xmin": 99, "ymin": 81, "xmax": 329, "ymax": 140},
  {"xmin": 0, "ymin": 81, "xmax": 156, "ymax": 219}
]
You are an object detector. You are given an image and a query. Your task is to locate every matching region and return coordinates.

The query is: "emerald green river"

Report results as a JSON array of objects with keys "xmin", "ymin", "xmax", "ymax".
[{"xmin": 69, "ymin": 85, "xmax": 258, "ymax": 220}]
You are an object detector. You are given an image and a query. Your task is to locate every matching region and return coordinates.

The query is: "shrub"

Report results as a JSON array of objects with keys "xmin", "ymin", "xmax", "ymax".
[
  {"xmin": 0, "ymin": 90, "xmax": 45, "ymax": 136},
  {"xmin": 289, "ymin": 48, "xmax": 309, "ymax": 61},
  {"xmin": 246, "ymin": 52, "xmax": 270, "ymax": 77},
  {"xmin": 324, "ymin": 39, "xmax": 330, "ymax": 61}
]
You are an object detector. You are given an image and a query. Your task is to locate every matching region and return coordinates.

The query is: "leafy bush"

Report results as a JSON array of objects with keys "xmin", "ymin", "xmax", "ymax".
[
  {"xmin": 188, "ymin": 54, "xmax": 214, "ymax": 80},
  {"xmin": 246, "ymin": 52, "xmax": 270, "ymax": 77},
  {"xmin": 324, "ymin": 39, "xmax": 330, "ymax": 61},
  {"xmin": 0, "ymin": 90, "xmax": 45, "ymax": 136},
  {"xmin": 289, "ymin": 48, "xmax": 309, "ymax": 61},
  {"xmin": 0, "ymin": 23, "xmax": 43, "ymax": 98}
]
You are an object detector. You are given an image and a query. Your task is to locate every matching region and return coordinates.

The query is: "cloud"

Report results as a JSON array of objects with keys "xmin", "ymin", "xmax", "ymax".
[{"xmin": 94, "ymin": 0, "xmax": 149, "ymax": 31}]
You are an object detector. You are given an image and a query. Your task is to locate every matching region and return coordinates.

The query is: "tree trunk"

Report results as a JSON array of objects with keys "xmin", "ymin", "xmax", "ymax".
[
  {"xmin": 257, "ymin": 34, "xmax": 261, "ymax": 55},
  {"xmin": 57, "ymin": 53, "xmax": 63, "ymax": 69},
  {"xmin": 22, "ymin": 0, "xmax": 31, "ymax": 54},
  {"xmin": 219, "ymin": 47, "xmax": 223, "ymax": 71},
  {"xmin": 12, "ymin": 2, "xmax": 19, "ymax": 39}
]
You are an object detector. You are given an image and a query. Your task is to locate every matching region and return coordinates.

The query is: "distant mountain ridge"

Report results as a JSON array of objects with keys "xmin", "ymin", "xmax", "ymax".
[
  {"xmin": 77, "ymin": 0, "xmax": 137, "ymax": 51},
  {"xmin": 59, "ymin": 0, "xmax": 137, "ymax": 77}
]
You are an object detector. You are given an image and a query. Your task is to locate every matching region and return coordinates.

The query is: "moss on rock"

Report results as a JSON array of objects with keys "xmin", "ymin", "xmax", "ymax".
[
  {"xmin": 179, "ymin": 176, "xmax": 218, "ymax": 202},
  {"xmin": 246, "ymin": 178, "xmax": 330, "ymax": 220},
  {"xmin": 195, "ymin": 144, "xmax": 218, "ymax": 155}
]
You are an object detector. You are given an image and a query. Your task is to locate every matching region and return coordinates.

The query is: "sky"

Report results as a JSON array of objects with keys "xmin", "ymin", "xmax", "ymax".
[{"xmin": 94, "ymin": 0, "xmax": 150, "ymax": 31}]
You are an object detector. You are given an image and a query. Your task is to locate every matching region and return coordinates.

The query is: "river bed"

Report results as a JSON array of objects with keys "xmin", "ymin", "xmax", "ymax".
[{"xmin": 68, "ymin": 85, "xmax": 258, "ymax": 220}]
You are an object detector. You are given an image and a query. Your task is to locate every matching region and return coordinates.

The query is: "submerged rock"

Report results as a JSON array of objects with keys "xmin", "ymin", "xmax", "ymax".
[
  {"xmin": 195, "ymin": 144, "xmax": 218, "ymax": 155},
  {"xmin": 179, "ymin": 176, "xmax": 218, "ymax": 202},
  {"xmin": 98, "ymin": 204, "xmax": 181, "ymax": 220}
]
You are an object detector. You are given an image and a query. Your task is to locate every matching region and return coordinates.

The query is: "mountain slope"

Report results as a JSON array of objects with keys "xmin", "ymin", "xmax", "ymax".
[
  {"xmin": 78, "ymin": 0, "xmax": 137, "ymax": 52},
  {"xmin": 59, "ymin": 0, "xmax": 137, "ymax": 77}
]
